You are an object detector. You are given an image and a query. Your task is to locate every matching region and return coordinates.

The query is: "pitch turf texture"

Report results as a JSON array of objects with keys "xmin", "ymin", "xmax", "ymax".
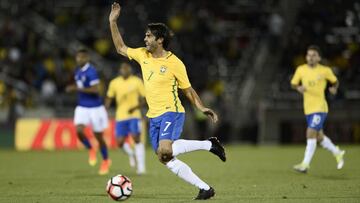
[{"xmin": 1, "ymin": 145, "xmax": 359, "ymax": 203}]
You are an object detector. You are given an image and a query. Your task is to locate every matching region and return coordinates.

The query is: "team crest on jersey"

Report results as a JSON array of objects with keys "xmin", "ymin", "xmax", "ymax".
[{"xmin": 160, "ymin": 66, "xmax": 167, "ymax": 74}]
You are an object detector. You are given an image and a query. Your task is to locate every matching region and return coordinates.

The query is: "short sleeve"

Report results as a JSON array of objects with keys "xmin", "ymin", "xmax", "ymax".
[
  {"xmin": 127, "ymin": 47, "xmax": 146, "ymax": 64},
  {"xmin": 326, "ymin": 68, "xmax": 337, "ymax": 84},
  {"xmin": 107, "ymin": 80, "xmax": 115, "ymax": 98},
  {"xmin": 290, "ymin": 67, "xmax": 301, "ymax": 86},
  {"xmin": 137, "ymin": 79, "xmax": 146, "ymax": 97},
  {"xmin": 88, "ymin": 68, "xmax": 100, "ymax": 86},
  {"xmin": 174, "ymin": 61, "xmax": 191, "ymax": 89}
]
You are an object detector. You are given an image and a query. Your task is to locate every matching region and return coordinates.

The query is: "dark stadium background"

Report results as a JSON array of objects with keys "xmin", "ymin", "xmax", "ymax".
[{"xmin": 0, "ymin": 0, "xmax": 360, "ymax": 149}]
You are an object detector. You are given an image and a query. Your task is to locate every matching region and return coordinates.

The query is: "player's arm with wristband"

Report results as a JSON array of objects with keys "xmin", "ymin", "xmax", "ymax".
[{"xmin": 109, "ymin": 2, "xmax": 128, "ymax": 57}]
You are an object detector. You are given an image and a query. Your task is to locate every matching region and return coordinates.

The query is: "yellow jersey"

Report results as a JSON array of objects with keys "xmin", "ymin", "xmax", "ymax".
[
  {"xmin": 127, "ymin": 47, "xmax": 191, "ymax": 118},
  {"xmin": 107, "ymin": 75, "xmax": 145, "ymax": 120},
  {"xmin": 290, "ymin": 64, "xmax": 337, "ymax": 115}
]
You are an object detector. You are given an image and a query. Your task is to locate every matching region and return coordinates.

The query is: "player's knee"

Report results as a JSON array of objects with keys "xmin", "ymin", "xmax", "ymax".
[
  {"xmin": 76, "ymin": 126, "xmax": 85, "ymax": 138},
  {"xmin": 157, "ymin": 148, "xmax": 173, "ymax": 164},
  {"xmin": 306, "ymin": 128, "xmax": 318, "ymax": 139},
  {"xmin": 133, "ymin": 135, "xmax": 141, "ymax": 143},
  {"xmin": 117, "ymin": 138, "xmax": 125, "ymax": 148}
]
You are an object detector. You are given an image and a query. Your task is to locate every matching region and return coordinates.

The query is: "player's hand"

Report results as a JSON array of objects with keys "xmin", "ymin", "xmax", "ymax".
[
  {"xmin": 65, "ymin": 85, "xmax": 77, "ymax": 93},
  {"xmin": 109, "ymin": 2, "xmax": 121, "ymax": 22},
  {"xmin": 296, "ymin": 86, "xmax": 306, "ymax": 94},
  {"xmin": 329, "ymin": 86, "xmax": 337, "ymax": 95},
  {"xmin": 201, "ymin": 107, "xmax": 218, "ymax": 123}
]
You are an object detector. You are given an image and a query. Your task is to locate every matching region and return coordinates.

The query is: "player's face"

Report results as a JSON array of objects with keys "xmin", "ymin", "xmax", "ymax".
[
  {"xmin": 120, "ymin": 63, "xmax": 132, "ymax": 77},
  {"xmin": 144, "ymin": 30, "xmax": 160, "ymax": 52},
  {"xmin": 76, "ymin": 52, "xmax": 89, "ymax": 67},
  {"xmin": 306, "ymin": 50, "xmax": 320, "ymax": 66}
]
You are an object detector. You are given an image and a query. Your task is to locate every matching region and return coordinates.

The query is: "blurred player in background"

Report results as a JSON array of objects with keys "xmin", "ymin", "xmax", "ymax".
[
  {"xmin": 105, "ymin": 62, "xmax": 146, "ymax": 175},
  {"xmin": 290, "ymin": 45, "xmax": 345, "ymax": 173},
  {"xmin": 66, "ymin": 48, "xmax": 111, "ymax": 175},
  {"xmin": 109, "ymin": 3, "xmax": 226, "ymax": 200}
]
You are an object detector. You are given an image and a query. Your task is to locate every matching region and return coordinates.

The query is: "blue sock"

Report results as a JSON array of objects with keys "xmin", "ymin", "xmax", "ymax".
[
  {"xmin": 80, "ymin": 138, "xmax": 92, "ymax": 149},
  {"xmin": 100, "ymin": 146, "xmax": 108, "ymax": 160}
]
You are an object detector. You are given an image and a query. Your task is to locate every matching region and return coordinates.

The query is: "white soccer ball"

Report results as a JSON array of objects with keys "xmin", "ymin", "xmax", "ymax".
[{"xmin": 106, "ymin": 174, "xmax": 133, "ymax": 201}]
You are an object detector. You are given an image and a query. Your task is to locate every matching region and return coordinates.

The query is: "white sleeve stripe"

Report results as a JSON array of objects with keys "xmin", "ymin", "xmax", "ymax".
[{"xmin": 90, "ymin": 79, "xmax": 100, "ymax": 86}]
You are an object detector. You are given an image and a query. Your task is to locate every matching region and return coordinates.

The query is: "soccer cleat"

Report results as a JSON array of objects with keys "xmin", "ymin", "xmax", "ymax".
[
  {"xmin": 194, "ymin": 187, "xmax": 215, "ymax": 200},
  {"xmin": 293, "ymin": 163, "xmax": 309, "ymax": 173},
  {"xmin": 99, "ymin": 159, "xmax": 112, "ymax": 175},
  {"xmin": 335, "ymin": 148, "xmax": 345, "ymax": 169},
  {"xmin": 88, "ymin": 148, "xmax": 97, "ymax": 166},
  {"xmin": 208, "ymin": 137, "xmax": 226, "ymax": 162}
]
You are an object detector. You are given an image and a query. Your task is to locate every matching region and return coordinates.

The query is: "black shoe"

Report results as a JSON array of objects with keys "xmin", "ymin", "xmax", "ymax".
[
  {"xmin": 208, "ymin": 137, "xmax": 226, "ymax": 162},
  {"xmin": 194, "ymin": 187, "xmax": 215, "ymax": 200}
]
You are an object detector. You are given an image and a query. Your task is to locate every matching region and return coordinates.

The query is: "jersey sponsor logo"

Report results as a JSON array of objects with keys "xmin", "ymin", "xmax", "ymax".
[{"xmin": 160, "ymin": 132, "xmax": 169, "ymax": 136}]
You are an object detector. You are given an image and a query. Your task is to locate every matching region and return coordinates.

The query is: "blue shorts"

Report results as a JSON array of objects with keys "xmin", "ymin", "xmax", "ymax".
[
  {"xmin": 115, "ymin": 118, "xmax": 141, "ymax": 137},
  {"xmin": 306, "ymin": 113, "xmax": 327, "ymax": 131},
  {"xmin": 149, "ymin": 112, "xmax": 185, "ymax": 152}
]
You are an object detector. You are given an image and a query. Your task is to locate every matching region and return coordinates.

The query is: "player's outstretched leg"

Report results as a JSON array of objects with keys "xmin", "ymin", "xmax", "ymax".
[
  {"xmin": 171, "ymin": 137, "xmax": 226, "ymax": 162},
  {"xmin": 166, "ymin": 158, "xmax": 215, "ymax": 200},
  {"xmin": 95, "ymin": 132, "xmax": 111, "ymax": 175},
  {"xmin": 159, "ymin": 140, "xmax": 215, "ymax": 200},
  {"xmin": 76, "ymin": 125, "xmax": 97, "ymax": 166},
  {"xmin": 319, "ymin": 132, "xmax": 345, "ymax": 169}
]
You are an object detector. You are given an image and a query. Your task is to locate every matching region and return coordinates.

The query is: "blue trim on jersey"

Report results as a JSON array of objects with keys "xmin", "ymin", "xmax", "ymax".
[
  {"xmin": 306, "ymin": 113, "xmax": 327, "ymax": 131},
  {"xmin": 115, "ymin": 119, "xmax": 141, "ymax": 137},
  {"xmin": 149, "ymin": 112, "xmax": 185, "ymax": 151},
  {"xmin": 75, "ymin": 63, "xmax": 103, "ymax": 107}
]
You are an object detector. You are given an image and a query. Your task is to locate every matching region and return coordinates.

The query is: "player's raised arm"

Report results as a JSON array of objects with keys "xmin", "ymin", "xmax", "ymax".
[
  {"xmin": 182, "ymin": 87, "xmax": 219, "ymax": 123},
  {"xmin": 109, "ymin": 2, "xmax": 128, "ymax": 57}
]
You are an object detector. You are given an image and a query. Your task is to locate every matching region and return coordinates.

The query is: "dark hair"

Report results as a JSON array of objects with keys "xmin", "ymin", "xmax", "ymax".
[
  {"xmin": 76, "ymin": 48, "xmax": 89, "ymax": 54},
  {"xmin": 147, "ymin": 23, "xmax": 173, "ymax": 49},
  {"xmin": 307, "ymin": 45, "xmax": 321, "ymax": 56}
]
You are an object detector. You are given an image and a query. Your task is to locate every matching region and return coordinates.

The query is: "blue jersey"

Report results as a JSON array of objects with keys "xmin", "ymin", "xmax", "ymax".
[{"xmin": 74, "ymin": 63, "xmax": 103, "ymax": 107}]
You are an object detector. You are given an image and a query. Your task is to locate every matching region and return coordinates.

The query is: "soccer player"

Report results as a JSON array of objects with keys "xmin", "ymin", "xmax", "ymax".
[
  {"xmin": 109, "ymin": 3, "xmax": 226, "ymax": 200},
  {"xmin": 105, "ymin": 62, "xmax": 146, "ymax": 174},
  {"xmin": 66, "ymin": 48, "xmax": 111, "ymax": 175},
  {"xmin": 290, "ymin": 45, "xmax": 345, "ymax": 173}
]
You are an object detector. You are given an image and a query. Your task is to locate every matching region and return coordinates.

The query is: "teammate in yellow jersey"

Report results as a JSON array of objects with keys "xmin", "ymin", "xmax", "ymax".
[
  {"xmin": 291, "ymin": 45, "xmax": 345, "ymax": 173},
  {"xmin": 109, "ymin": 2, "xmax": 226, "ymax": 200},
  {"xmin": 105, "ymin": 62, "xmax": 146, "ymax": 174}
]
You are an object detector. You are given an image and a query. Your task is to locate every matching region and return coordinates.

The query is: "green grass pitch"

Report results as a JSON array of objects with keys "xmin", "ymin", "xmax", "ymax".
[{"xmin": 0, "ymin": 145, "xmax": 360, "ymax": 203}]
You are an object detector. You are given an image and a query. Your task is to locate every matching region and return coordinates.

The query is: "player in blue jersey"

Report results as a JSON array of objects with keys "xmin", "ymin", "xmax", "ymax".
[{"xmin": 66, "ymin": 48, "xmax": 111, "ymax": 175}]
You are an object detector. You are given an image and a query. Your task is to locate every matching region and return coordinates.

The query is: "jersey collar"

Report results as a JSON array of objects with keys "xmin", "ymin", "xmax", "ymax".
[{"xmin": 80, "ymin": 63, "xmax": 90, "ymax": 71}]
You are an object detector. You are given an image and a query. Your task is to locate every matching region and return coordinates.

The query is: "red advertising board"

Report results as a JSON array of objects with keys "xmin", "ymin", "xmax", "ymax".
[{"xmin": 15, "ymin": 119, "xmax": 143, "ymax": 151}]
